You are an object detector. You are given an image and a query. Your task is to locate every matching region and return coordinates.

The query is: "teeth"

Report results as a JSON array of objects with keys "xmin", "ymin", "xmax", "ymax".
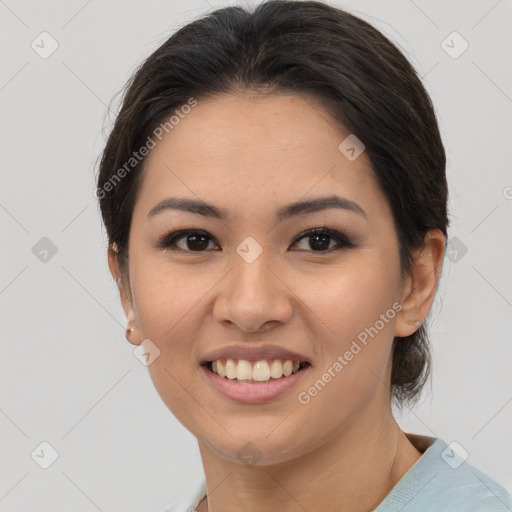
[
  {"xmin": 270, "ymin": 360, "xmax": 283, "ymax": 378},
  {"xmin": 236, "ymin": 359, "xmax": 253, "ymax": 380},
  {"xmin": 209, "ymin": 358, "xmax": 305, "ymax": 382},
  {"xmin": 252, "ymin": 361, "xmax": 270, "ymax": 381},
  {"xmin": 225, "ymin": 359, "xmax": 237, "ymax": 379},
  {"xmin": 217, "ymin": 360, "xmax": 226, "ymax": 378}
]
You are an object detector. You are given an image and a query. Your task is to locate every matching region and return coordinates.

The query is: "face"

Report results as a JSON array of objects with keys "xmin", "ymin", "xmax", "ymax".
[{"xmin": 118, "ymin": 92, "xmax": 415, "ymax": 465}]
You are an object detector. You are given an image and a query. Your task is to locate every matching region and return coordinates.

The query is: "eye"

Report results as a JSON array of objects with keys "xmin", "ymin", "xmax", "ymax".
[
  {"xmin": 155, "ymin": 229, "xmax": 220, "ymax": 252},
  {"xmin": 290, "ymin": 227, "xmax": 354, "ymax": 252}
]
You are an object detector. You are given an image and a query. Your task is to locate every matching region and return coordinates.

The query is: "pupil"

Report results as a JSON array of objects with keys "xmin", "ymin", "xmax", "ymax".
[
  {"xmin": 188, "ymin": 234, "xmax": 208, "ymax": 251},
  {"xmin": 309, "ymin": 233, "xmax": 330, "ymax": 251}
]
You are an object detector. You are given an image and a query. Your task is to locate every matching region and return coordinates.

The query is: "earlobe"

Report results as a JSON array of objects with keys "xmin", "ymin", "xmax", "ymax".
[
  {"xmin": 125, "ymin": 308, "xmax": 143, "ymax": 347},
  {"xmin": 394, "ymin": 229, "xmax": 445, "ymax": 338}
]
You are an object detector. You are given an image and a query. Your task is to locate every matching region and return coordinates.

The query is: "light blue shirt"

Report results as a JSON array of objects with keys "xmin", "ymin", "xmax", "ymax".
[{"xmin": 162, "ymin": 436, "xmax": 512, "ymax": 511}]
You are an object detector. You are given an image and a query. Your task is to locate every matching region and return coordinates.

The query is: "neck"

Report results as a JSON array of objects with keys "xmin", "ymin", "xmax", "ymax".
[{"xmin": 196, "ymin": 403, "xmax": 422, "ymax": 512}]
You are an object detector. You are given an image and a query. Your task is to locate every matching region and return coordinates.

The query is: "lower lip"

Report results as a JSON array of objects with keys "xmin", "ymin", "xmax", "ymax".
[{"xmin": 200, "ymin": 364, "xmax": 312, "ymax": 404}]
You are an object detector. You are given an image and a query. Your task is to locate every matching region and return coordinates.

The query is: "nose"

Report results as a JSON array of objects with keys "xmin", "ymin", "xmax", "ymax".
[{"xmin": 212, "ymin": 252, "xmax": 294, "ymax": 333}]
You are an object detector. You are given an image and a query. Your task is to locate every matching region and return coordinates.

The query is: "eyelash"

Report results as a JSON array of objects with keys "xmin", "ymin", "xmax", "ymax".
[{"xmin": 155, "ymin": 226, "xmax": 355, "ymax": 253}]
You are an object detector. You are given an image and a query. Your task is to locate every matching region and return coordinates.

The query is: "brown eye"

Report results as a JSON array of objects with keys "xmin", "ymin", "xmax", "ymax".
[
  {"xmin": 156, "ymin": 230, "xmax": 219, "ymax": 252},
  {"xmin": 291, "ymin": 228, "xmax": 354, "ymax": 252}
]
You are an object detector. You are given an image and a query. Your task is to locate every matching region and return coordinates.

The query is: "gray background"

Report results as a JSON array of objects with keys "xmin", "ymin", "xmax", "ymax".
[{"xmin": 1, "ymin": 0, "xmax": 511, "ymax": 510}]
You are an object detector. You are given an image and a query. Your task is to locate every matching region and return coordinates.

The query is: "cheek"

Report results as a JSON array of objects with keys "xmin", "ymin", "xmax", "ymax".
[
  {"xmin": 294, "ymin": 258, "xmax": 400, "ymax": 401},
  {"xmin": 298, "ymin": 252, "xmax": 401, "ymax": 342},
  {"xmin": 131, "ymin": 254, "xmax": 210, "ymax": 338},
  {"xmin": 128, "ymin": 254, "xmax": 227, "ymax": 402}
]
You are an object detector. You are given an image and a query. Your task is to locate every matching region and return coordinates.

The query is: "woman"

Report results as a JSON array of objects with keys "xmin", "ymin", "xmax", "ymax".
[{"xmin": 96, "ymin": 1, "xmax": 512, "ymax": 510}]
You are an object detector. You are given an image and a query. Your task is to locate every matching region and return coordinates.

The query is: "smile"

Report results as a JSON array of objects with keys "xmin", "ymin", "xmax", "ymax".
[
  {"xmin": 205, "ymin": 358, "xmax": 310, "ymax": 383},
  {"xmin": 200, "ymin": 359, "xmax": 312, "ymax": 404}
]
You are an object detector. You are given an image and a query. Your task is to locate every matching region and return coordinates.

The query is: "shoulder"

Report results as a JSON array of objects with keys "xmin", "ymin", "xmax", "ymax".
[
  {"xmin": 161, "ymin": 479, "xmax": 207, "ymax": 512},
  {"xmin": 376, "ymin": 435, "xmax": 512, "ymax": 512}
]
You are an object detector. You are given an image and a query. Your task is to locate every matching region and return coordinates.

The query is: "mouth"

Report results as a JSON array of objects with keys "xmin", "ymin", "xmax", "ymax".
[
  {"xmin": 201, "ymin": 358, "xmax": 311, "ymax": 384},
  {"xmin": 200, "ymin": 357, "xmax": 313, "ymax": 404}
]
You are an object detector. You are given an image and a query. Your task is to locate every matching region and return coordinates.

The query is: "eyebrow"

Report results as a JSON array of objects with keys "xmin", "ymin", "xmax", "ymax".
[{"xmin": 146, "ymin": 195, "xmax": 367, "ymax": 221}]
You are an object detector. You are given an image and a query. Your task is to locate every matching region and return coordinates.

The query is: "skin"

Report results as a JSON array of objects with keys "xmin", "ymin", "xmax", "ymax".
[{"xmin": 109, "ymin": 92, "xmax": 445, "ymax": 512}]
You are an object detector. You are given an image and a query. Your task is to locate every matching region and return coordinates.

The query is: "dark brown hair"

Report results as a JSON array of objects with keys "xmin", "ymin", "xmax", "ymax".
[{"xmin": 96, "ymin": 0, "xmax": 449, "ymax": 407}]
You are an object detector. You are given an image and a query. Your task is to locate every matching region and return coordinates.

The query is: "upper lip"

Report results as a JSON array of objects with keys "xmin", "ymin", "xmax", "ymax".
[{"xmin": 200, "ymin": 344, "xmax": 312, "ymax": 365}]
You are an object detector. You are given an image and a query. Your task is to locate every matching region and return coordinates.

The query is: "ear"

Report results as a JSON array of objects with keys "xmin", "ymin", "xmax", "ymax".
[
  {"xmin": 108, "ymin": 245, "xmax": 142, "ymax": 346},
  {"xmin": 394, "ymin": 229, "xmax": 445, "ymax": 337}
]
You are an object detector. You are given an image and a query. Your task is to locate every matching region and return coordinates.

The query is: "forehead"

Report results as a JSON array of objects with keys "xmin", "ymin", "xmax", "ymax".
[{"xmin": 135, "ymin": 92, "xmax": 389, "ymax": 223}]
